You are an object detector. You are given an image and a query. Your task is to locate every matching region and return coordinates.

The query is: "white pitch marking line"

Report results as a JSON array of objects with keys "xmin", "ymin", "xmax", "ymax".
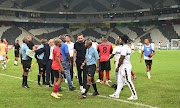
[{"xmin": 0, "ymin": 73, "xmax": 158, "ymax": 108}]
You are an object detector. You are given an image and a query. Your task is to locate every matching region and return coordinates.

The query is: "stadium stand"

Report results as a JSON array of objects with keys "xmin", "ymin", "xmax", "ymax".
[
  {"xmin": 1, "ymin": 23, "xmax": 180, "ymax": 48},
  {"xmin": 0, "ymin": 0, "xmax": 179, "ymax": 12},
  {"xmin": 1, "ymin": 26, "xmax": 22, "ymax": 45}
]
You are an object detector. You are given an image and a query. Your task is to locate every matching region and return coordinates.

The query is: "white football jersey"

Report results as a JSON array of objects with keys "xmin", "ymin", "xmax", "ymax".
[
  {"xmin": 92, "ymin": 42, "xmax": 98, "ymax": 50},
  {"xmin": 121, "ymin": 44, "xmax": 131, "ymax": 66},
  {"xmin": 131, "ymin": 43, "xmax": 135, "ymax": 49},
  {"xmin": 112, "ymin": 45, "xmax": 122, "ymax": 62}
]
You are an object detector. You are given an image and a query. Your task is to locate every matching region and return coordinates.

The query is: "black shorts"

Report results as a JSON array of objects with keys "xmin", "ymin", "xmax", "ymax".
[
  {"xmin": 100, "ymin": 61, "xmax": 111, "ymax": 71},
  {"xmin": 86, "ymin": 64, "xmax": 96, "ymax": 78},
  {"xmin": 145, "ymin": 60, "xmax": 152, "ymax": 66},
  {"xmin": 15, "ymin": 51, "xmax": 19, "ymax": 57},
  {"xmin": 53, "ymin": 70, "xmax": 63, "ymax": 79},
  {"xmin": 22, "ymin": 60, "xmax": 31, "ymax": 72},
  {"xmin": 38, "ymin": 60, "xmax": 46, "ymax": 73}
]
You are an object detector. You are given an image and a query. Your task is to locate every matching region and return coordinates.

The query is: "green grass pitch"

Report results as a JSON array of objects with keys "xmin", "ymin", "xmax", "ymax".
[{"xmin": 0, "ymin": 50, "xmax": 179, "ymax": 108}]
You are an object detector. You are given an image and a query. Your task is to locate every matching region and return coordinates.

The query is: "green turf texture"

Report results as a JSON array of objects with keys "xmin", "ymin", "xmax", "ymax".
[{"xmin": 0, "ymin": 50, "xmax": 179, "ymax": 108}]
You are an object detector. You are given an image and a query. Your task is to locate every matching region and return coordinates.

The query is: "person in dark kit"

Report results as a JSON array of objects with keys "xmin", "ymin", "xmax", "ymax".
[
  {"xmin": 35, "ymin": 39, "xmax": 55, "ymax": 87},
  {"xmin": 10, "ymin": 40, "xmax": 21, "ymax": 66},
  {"xmin": 35, "ymin": 39, "xmax": 47, "ymax": 86},
  {"xmin": 73, "ymin": 33, "xmax": 87, "ymax": 93},
  {"xmin": 27, "ymin": 36, "xmax": 34, "ymax": 71}
]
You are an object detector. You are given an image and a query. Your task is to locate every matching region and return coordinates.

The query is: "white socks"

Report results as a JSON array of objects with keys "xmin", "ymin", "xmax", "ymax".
[
  {"xmin": 14, "ymin": 61, "xmax": 17, "ymax": 65},
  {"xmin": 147, "ymin": 71, "xmax": 151, "ymax": 76},
  {"xmin": 1, "ymin": 63, "xmax": 4, "ymax": 69}
]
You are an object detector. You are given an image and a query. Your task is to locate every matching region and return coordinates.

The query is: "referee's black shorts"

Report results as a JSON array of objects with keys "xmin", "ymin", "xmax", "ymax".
[
  {"xmin": 53, "ymin": 70, "xmax": 63, "ymax": 79},
  {"xmin": 15, "ymin": 51, "xmax": 19, "ymax": 57},
  {"xmin": 22, "ymin": 60, "xmax": 31, "ymax": 72},
  {"xmin": 86, "ymin": 64, "xmax": 96, "ymax": 78},
  {"xmin": 38, "ymin": 60, "xmax": 46, "ymax": 73},
  {"xmin": 145, "ymin": 60, "xmax": 152, "ymax": 66},
  {"xmin": 100, "ymin": 61, "xmax": 111, "ymax": 71}
]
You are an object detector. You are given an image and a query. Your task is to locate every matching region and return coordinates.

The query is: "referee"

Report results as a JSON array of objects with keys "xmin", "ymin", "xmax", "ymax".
[
  {"xmin": 20, "ymin": 37, "xmax": 31, "ymax": 88},
  {"xmin": 79, "ymin": 40, "xmax": 100, "ymax": 98}
]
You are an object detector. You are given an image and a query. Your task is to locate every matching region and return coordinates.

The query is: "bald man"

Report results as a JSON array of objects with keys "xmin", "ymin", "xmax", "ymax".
[
  {"xmin": 79, "ymin": 40, "xmax": 100, "ymax": 98},
  {"xmin": 36, "ymin": 39, "xmax": 47, "ymax": 86}
]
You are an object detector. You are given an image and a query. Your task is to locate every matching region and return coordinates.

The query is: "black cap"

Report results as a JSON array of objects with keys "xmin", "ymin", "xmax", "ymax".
[{"xmin": 121, "ymin": 35, "xmax": 129, "ymax": 43}]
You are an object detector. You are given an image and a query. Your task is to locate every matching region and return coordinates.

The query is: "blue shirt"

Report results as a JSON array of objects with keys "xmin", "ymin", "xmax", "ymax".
[
  {"xmin": 37, "ymin": 44, "xmax": 44, "ymax": 59},
  {"xmin": 20, "ymin": 43, "xmax": 29, "ymax": 60},
  {"xmin": 60, "ymin": 42, "xmax": 69, "ymax": 60},
  {"xmin": 85, "ymin": 46, "xmax": 100, "ymax": 66},
  {"xmin": 144, "ymin": 44, "xmax": 152, "ymax": 57}
]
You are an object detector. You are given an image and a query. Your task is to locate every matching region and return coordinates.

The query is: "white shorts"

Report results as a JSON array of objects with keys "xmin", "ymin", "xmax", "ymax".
[{"xmin": 0, "ymin": 56, "xmax": 6, "ymax": 61}]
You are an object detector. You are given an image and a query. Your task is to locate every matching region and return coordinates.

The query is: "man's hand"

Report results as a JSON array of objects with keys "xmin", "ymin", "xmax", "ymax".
[
  {"xmin": 61, "ymin": 68, "xmax": 65, "ymax": 73},
  {"xmin": 73, "ymin": 61, "xmax": 76, "ymax": 66},
  {"xmin": 96, "ymin": 68, "xmax": 99, "ymax": 73},
  {"xmin": 69, "ymin": 62, "xmax": 72, "ymax": 67},
  {"xmin": 80, "ymin": 64, "xmax": 84, "ymax": 69},
  {"xmin": 115, "ymin": 67, "xmax": 119, "ymax": 72}
]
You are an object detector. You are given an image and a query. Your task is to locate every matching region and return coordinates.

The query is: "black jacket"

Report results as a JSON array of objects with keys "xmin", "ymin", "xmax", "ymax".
[{"xmin": 35, "ymin": 44, "xmax": 50, "ymax": 65}]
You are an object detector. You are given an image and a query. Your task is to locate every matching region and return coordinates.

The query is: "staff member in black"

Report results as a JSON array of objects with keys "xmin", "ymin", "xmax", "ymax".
[
  {"xmin": 35, "ymin": 39, "xmax": 55, "ymax": 87},
  {"xmin": 27, "ymin": 36, "xmax": 34, "ymax": 71},
  {"xmin": 10, "ymin": 40, "xmax": 21, "ymax": 66},
  {"xmin": 73, "ymin": 33, "xmax": 87, "ymax": 93}
]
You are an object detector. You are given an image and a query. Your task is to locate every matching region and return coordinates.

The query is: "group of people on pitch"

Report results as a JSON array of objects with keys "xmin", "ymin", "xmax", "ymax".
[{"xmin": 1, "ymin": 33, "xmax": 155, "ymax": 100}]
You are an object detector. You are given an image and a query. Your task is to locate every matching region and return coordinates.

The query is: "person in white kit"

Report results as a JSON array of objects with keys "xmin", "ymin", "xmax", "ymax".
[
  {"xmin": 131, "ymin": 40, "xmax": 135, "ymax": 53},
  {"xmin": 109, "ymin": 35, "xmax": 138, "ymax": 100},
  {"xmin": 92, "ymin": 39, "xmax": 98, "ymax": 50},
  {"xmin": 166, "ymin": 42, "xmax": 169, "ymax": 50},
  {"xmin": 138, "ymin": 41, "xmax": 142, "ymax": 53},
  {"xmin": 108, "ymin": 40, "xmax": 122, "ymax": 90}
]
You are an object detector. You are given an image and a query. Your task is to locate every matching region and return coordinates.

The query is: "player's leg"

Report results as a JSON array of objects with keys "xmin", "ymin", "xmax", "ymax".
[
  {"xmin": 112, "ymin": 61, "xmax": 118, "ymax": 89},
  {"xmin": 105, "ymin": 61, "xmax": 110, "ymax": 86},
  {"xmin": 91, "ymin": 77, "xmax": 99, "ymax": 96},
  {"xmin": 109, "ymin": 68, "xmax": 124, "ymax": 98},
  {"xmin": 22, "ymin": 60, "xmax": 31, "ymax": 88},
  {"xmin": 1, "ymin": 59, "xmax": 4, "ymax": 70},
  {"xmin": 76, "ymin": 60, "xmax": 83, "ymax": 90},
  {"xmin": 131, "ymin": 71, "xmax": 136, "ymax": 81},
  {"xmin": 146, "ymin": 63, "xmax": 151, "ymax": 79},
  {"xmin": 51, "ymin": 70, "xmax": 63, "ymax": 99},
  {"xmin": 37, "ymin": 61, "xmax": 42, "ymax": 86},
  {"xmin": 3, "ymin": 56, "xmax": 6, "ymax": 69},
  {"xmin": 125, "ymin": 67, "xmax": 138, "ymax": 100}
]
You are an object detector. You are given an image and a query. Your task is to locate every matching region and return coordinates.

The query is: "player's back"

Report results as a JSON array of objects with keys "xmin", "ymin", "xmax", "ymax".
[
  {"xmin": 52, "ymin": 47, "xmax": 62, "ymax": 70},
  {"xmin": 97, "ymin": 42, "xmax": 113, "ymax": 62},
  {"xmin": 0, "ymin": 43, "xmax": 6, "ymax": 56},
  {"xmin": 122, "ymin": 45, "xmax": 131, "ymax": 66},
  {"xmin": 113, "ymin": 45, "xmax": 122, "ymax": 62}
]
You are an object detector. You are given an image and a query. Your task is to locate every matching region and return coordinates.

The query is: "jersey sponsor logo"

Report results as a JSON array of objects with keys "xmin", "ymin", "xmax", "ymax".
[{"xmin": 147, "ymin": 48, "xmax": 150, "ymax": 51}]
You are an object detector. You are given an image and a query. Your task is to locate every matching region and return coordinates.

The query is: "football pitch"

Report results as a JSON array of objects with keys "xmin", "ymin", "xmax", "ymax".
[{"xmin": 0, "ymin": 50, "xmax": 179, "ymax": 108}]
